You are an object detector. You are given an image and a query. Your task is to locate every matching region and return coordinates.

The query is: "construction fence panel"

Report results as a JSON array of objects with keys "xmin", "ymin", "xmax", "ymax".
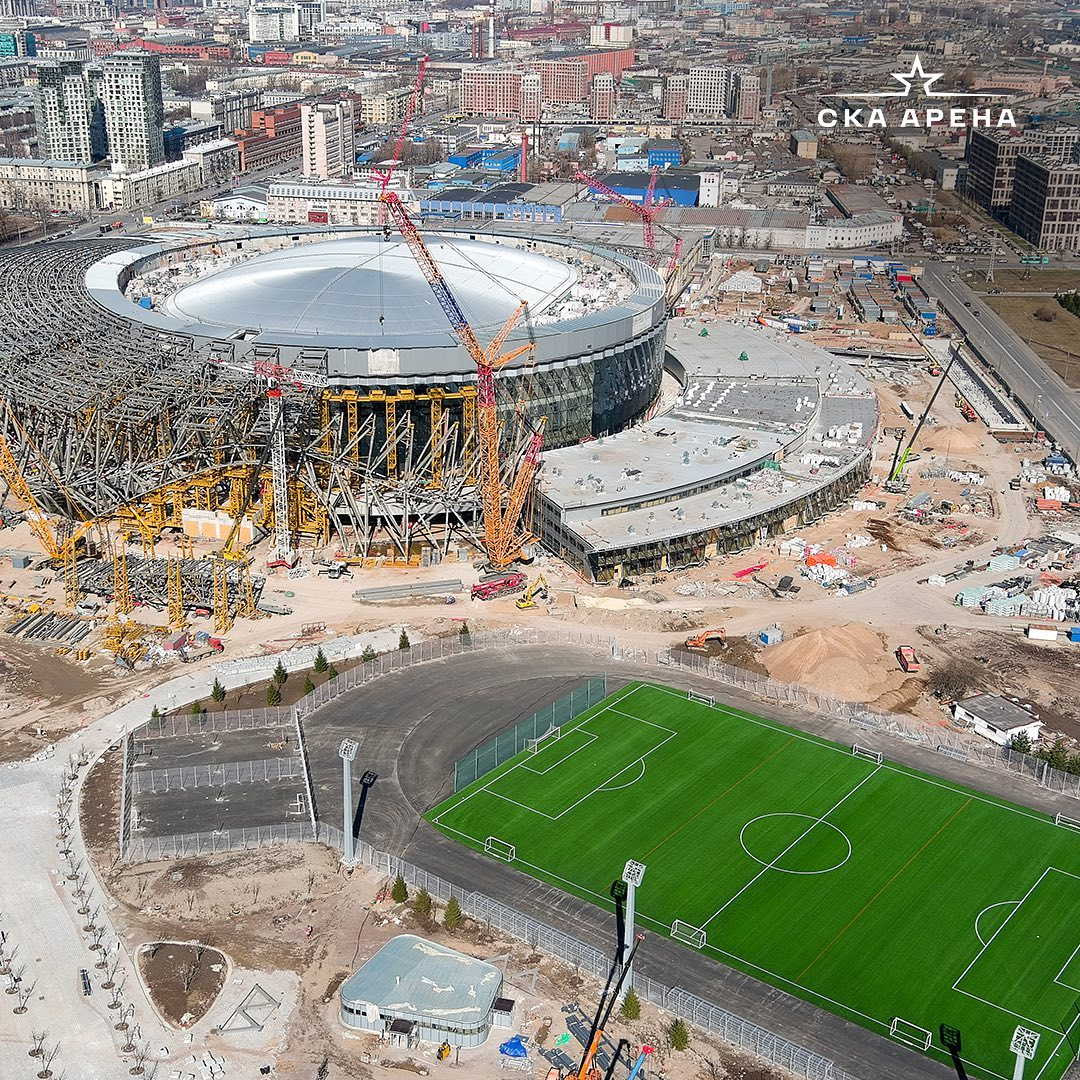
[
  {"xmin": 117, "ymin": 730, "xmax": 135, "ymax": 861},
  {"xmin": 140, "ymin": 708, "xmax": 293, "ymax": 739},
  {"xmin": 130, "ymin": 756, "xmax": 304, "ymax": 795},
  {"xmin": 453, "ymin": 675, "xmax": 608, "ymax": 791},
  {"xmin": 124, "ymin": 821, "xmax": 315, "ymax": 862}
]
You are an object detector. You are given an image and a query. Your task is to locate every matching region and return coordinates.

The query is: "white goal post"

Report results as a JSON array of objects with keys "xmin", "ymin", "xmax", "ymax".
[
  {"xmin": 525, "ymin": 727, "xmax": 561, "ymax": 754},
  {"xmin": 852, "ymin": 744, "xmax": 884, "ymax": 764},
  {"xmin": 890, "ymin": 1017, "xmax": 932, "ymax": 1051},
  {"xmin": 671, "ymin": 919, "xmax": 707, "ymax": 949},
  {"xmin": 1055, "ymin": 813, "xmax": 1080, "ymax": 832},
  {"xmin": 485, "ymin": 836, "xmax": 516, "ymax": 861},
  {"xmin": 687, "ymin": 690, "xmax": 715, "ymax": 706}
]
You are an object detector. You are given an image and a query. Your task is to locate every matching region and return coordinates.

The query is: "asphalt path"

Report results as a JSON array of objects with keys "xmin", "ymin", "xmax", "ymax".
[
  {"xmin": 921, "ymin": 263, "xmax": 1080, "ymax": 459},
  {"xmin": 307, "ymin": 645, "xmax": 1080, "ymax": 1080}
]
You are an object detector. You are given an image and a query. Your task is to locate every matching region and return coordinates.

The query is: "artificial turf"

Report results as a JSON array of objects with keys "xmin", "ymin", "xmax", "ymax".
[{"xmin": 426, "ymin": 681, "xmax": 1080, "ymax": 1080}]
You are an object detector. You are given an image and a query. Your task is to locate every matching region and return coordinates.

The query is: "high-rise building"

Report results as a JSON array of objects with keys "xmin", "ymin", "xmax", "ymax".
[
  {"xmin": 248, "ymin": 4, "xmax": 301, "ymax": 43},
  {"xmin": 295, "ymin": 0, "xmax": 325, "ymax": 39},
  {"xmin": 1010, "ymin": 155, "xmax": 1080, "ymax": 252},
  {"xmin": 732, "ymin": 70, "xmax": 760, "ymax": 121},
  {"xmin": 0, "ymin": 30, "xmax": 35, "ymax": 57},
  {"xmin": 301, "ymin": 97, "xmax": 355, "ymax": 179},
  {"xmin": 97, "ymin": 52, "xmax": 165, "ymax": 170},
  {"xmin": 965, "ymin": 130, "xmax": 1049, "ymax": 220},
  {"xmin": 589, "ymin": 72, "xmax": 616, "ymax": 122},
  {"xmin": 520, "ymin": 71, "xmax": 541, "ymax": 123},
  {"xmin": 686, "ymin": 66, "xmax": 730, "ymax": 116},
  {"xmin": 460, "ymin": 68, "xmax": 522, "ymax": 117},
  {"xmin": 0, "ymin": 0, "xmax": 36, "ymax": 16},
  {"xmin": 530, "ymin": 59, "xmax": 588, "ymax": 106},
  {"xmin": 663, "ymin": 74, "xmax": 687, "ymax": 122},
  {"xmin": 33, "ymin": 59, "xmax": 105, "ymax": 163}
]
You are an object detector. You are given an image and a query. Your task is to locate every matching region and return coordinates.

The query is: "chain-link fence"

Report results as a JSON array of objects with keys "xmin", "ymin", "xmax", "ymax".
[
  {"xmin": 315, "ymin": 824, "xmax": 857, "ymax": 1080},
  {"xmin": 124, "ymin": 821, "xmax": 316, "ymax": 862},
  {"xmin": 118, "ymin": 730, "xmax": 135, "ymax": 861},
  {"xmin": 454, "ymin": 675, "xmax": 608, "ymax": 791},
  {"xmin": 130, "ymin": 756, "xmax": 304, "ymax": 795},
  {"xmin": 140, "ymin": 707, "xmax": 293, "ymax": 739}
]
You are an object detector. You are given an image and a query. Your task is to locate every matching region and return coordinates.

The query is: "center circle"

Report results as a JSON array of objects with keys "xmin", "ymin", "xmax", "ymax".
[{"xmin": 739, "ymin": 813, "xmax": 852, "ymax": 875}]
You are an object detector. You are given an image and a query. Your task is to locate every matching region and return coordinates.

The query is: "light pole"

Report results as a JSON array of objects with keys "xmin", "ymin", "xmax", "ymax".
[
  {"xmin": 339, "ymin": 738, "xmax": 359, "ymax": 864},
  {"xmin": 621, "ymin": 859, "xmax": 646, "ymax": 984}
]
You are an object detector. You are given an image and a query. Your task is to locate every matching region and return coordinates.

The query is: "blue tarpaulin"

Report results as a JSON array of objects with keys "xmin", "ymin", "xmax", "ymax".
[{"xmin": 500, "ymin": 1036, "xmax": 528, "ymax": 1058}]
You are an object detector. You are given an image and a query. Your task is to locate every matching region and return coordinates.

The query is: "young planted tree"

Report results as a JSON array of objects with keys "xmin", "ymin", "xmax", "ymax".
[
  {"xmin": 412, "ymin": 888, "xmax": 433, "ymax": 923},
  {"xmin": 442, "ymin": 896, "xmax": 462, "ymax": 931},
  {"xmin": 210, "ymin": 678, "xmax": 225, "ymax": 704},
  {"xmin": 327, "ymin": 664, "xmax": 339, "ymax": 680},
  {"xmin": 303, "ymin": 675, "xmax": 315, "ymax": 695},
  {"xmin": 398, "ymin": 628, "xmax": 410, "ymax": 651},
  {"xmin": 619, "ymin": 987, "xmax": 641, "ymax": 1022},
  {"xmin": 669, "ymin": 1017, "xmax": 690, "ymax": 1051},
  {"xmin": 190, "ymin": 701, "xmax": 203, "ymax": 718},
  {"xmin": 391, "ymin": 875, "xmax": 408, "ymax": 904},
  {"xmin": 266, "ymin": 682, "xmax": 282, "ymax": 706},
  {"xmin": 360, "ymin": 646, "xmax": 377, "ymax": 663},
  {"xmin": 273, "ymin": 659, "xmax": 288, "ymax": 685},
  {"xmin": 313, "ymin": 647, "xmax": 329, "ymax": 673}
]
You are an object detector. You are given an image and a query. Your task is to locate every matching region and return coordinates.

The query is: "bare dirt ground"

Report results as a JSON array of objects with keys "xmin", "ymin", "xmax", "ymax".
[
  {"xmin": 137, "ymin": 941, "xmax": 227, "ymax": 1027},
  {"xmin": 985, "ymin": 295, "xmax": 1080, "ymax": 388}
]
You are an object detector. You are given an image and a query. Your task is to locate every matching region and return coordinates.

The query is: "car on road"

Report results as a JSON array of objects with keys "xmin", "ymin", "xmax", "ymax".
[{"xmin": 964, "ymin": 301, "xmax": 972, "ymax": 307}]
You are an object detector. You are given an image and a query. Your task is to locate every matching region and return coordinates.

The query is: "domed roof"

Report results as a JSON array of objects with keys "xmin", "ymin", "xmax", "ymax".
[{"xmin": 160, "ymin": 235, "xmax": 576, "ymax": 340}]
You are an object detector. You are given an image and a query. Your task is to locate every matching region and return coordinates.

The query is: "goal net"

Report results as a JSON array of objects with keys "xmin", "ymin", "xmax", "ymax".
[
  {"xmin": 525, "ymin": 727, "xmax": 560, "ymax": 754},
  {"xmin": 687, "ymin": 690, "xmax": 715, "ymax": 706},
  {"xmin": 1055, "ymin": 813, "xmax": 1080, "ymax": 832},
  {"xmin": 852, "ymin": 744, "xmax": 883, "ymax": 764},
  {"xmin": 671, "ymin": 919, "xmax": 707, "ymax": 949},
  {"xmin": 889, "ymin": 1018, "xmax": 931, "ymax": 1051},
  {"xmin": 485, "ymin": 836, "xmax": 516, "ymax": 861}
]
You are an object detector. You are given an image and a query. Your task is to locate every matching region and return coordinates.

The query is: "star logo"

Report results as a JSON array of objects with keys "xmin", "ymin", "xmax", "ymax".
[{"xmin": 837, "ymin": 54, "xmax": 998, "ymax": 100}]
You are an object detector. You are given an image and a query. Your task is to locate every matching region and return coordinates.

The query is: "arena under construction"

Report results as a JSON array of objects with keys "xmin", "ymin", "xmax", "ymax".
[{"xmin": 0, "ymin": 225, "xmax": 666, "ymax": 581}]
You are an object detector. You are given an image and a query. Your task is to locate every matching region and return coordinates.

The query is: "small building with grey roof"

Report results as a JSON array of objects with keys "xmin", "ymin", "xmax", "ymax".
[{"xmin": 339, "ymin": 934, "xmax": 512, "ymax": 1047}]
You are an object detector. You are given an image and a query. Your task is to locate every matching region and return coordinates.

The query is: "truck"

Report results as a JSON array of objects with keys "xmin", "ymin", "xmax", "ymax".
[
  {"xmin": 895, "ymin": 645, "xmax": 921, "ymax": 673},
  {"xmin": 471, "ymin": 573, "xmax": 526, "ymax": 601},
  {"xmin": 1009, "ymin": 477, "xmax": 1022, "ymax": 491}
]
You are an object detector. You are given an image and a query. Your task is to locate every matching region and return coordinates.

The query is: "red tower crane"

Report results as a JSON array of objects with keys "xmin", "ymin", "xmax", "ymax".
[
  {"xmin": 373, "ymin": 55, "xmax": 429, "ymax": 193},
  {"xmin": 574, "ymin": 166, "xmax": 668, "ymax": 257}
]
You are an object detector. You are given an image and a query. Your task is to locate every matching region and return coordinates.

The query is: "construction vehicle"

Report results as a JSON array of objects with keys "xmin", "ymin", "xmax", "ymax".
[
  {"xmin": 896, "ymin": 645, "xmax": 921, "ymax": 673},
  {"xmin": 471, "ymin": 572, "xmax": 526, "ymax": 601},
  {"xmin": 888, "ymin": 354, "xmax": 957, "ymax": 489},
  {"xmin": 318, "ymin": 564, "xmax": 354, "ymax": 580},
  {"xmin": 1010, "ymin": 477, "xmax": 1022, "ymax": 491},
  {"xmin": 685, "ymin": 628, "xmax": 726, "ymax": 650},
  {"xmin": 515, "ymin": 573, "xmax": 548, "ymax": 609},
  {"xmin": 574, "ymin": 933, "xmax": 645, "ymax": 1080}
]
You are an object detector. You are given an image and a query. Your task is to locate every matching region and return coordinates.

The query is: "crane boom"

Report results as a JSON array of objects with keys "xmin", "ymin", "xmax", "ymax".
[{"xmin": 375, "ymin": 55, "xmax": 429, "ymax": 192}]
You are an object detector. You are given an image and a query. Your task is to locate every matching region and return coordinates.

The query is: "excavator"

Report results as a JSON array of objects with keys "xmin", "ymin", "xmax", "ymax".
[
  {"xmin": 516, "ymin": 574, "xmax": 549, "ymax": 610},
  {"xmin": 685, "ymin": 628, "xmax": 726, "ymax": 651}
]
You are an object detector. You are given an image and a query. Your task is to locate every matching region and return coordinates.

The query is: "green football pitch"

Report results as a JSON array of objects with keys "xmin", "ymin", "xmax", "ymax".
[{"xmin": 427, "ymin": 681, "xmax": 1080, "ymax": 1080}]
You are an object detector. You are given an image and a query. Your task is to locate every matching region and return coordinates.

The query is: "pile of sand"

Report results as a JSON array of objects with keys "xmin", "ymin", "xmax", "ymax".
[{"xmin": 763, "ymin": 622, "xmax": 891, "ymax": 702}]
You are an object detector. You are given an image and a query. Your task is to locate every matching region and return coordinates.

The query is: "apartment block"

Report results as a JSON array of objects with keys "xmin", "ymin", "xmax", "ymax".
[
  {"xmin": 1010, "ymin": 155, "xmax": 1080, "ymax": 252},
  {"xmin": 301, "ymin": 97, "xmax": 355, "ymax": 179},
  {"xmin": 97, "ymin": 51, "xmax": 165, "ymax": 170},
  {"xmin": 248, "ymin": 5, "xmax": 301, "ymax": 43},
  {"xmin": 33, "ymin": 58, "xmax": 104, "ymax": 162},
  {"xmin": 589, "ymin": 72, "xmax": 616, "ymax": 122},
  {"xmin": 663, "ymin": 74, "xmax": 687, "ymax": 122}
]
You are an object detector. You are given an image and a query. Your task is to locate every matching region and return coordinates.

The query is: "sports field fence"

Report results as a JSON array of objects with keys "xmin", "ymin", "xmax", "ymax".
[{"xmin": 453, "ymin": 675, "xmax": 609, "ymax": 791}]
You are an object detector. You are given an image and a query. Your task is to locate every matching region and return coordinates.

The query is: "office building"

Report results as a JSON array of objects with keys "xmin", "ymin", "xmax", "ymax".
[
  {"xmin": 0, "ymin": 30, "xmax": 34, "ymax": 57},
  {"xmin": 248, "ymin": 4, "xmax": 301, "ymax": 44},
  {"xmin": 1010, "ymin": 155, "xmax": 1080, "ymax": 252},
  {"xmin": 663, "ymin": 74, "xmax": 687, "ymax": 122},
  {"xmin": 732, "ymin": 70, "xmax": 760, "ymax": 122},
  {"xmin": 296, "ymin": 0, "xmax": 325, "ymax": 39},
  {"xmin": 191, "ymin": 89, "xmax": 262, "ymax": 135},
  {"xmin": 234, "ymin": 106, "xmax": 301, "ymax": 172},
  {"xmin": 589, "ymin": 72, "xmax": 616, "ymax": 122},
  {"xmin": 33, "ymin": 59, "xmax": 105, "ymax": 163},
  {"xmin": 301, "ymin": 97, "xmax": 355, "ymax": 179},
  {"xmin": 965, "ymin": 130, "xmax": 1047, "ymax": 220},
  {"xmin": 98, "ymin": 52, "xmax": 165, "ymax": 170},
  {"xmin": 686, "ymin": 66, "xmax": 730, "ymax": 116},
  {"xmin": 520, "ymin": 71, "xmax": 541, "ymax": 122}
]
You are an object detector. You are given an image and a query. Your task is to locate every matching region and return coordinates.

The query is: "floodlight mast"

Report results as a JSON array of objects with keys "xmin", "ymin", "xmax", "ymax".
[
  {"xmin": 339, "ymin": 738, "xmax": 359, "ymax": 863},
  {"xmin": 575, "ymin": 932, "xmax": 645, "ymax": 1080}
]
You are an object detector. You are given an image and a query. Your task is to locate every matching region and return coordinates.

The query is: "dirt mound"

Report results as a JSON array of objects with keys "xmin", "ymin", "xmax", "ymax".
[{"xmin": 763, "ymin": 623, "xmax": 890, "ymax": 702}]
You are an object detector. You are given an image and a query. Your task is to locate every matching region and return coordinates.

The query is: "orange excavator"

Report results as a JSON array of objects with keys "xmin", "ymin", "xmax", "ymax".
[{"xmin": 685, "ymin": 628, "xmax": 726, "ymax": 651}]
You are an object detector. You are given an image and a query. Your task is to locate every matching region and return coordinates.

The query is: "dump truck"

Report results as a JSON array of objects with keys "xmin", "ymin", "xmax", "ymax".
[{"xmin": 896, "ymin": 645, "xmax": 920, "ymax": 673}]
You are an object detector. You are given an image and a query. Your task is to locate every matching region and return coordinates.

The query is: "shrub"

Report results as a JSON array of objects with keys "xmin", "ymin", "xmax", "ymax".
[
  {"xmin": 266, "ymin": 682, "xmax": 282, "ymax": 706},
  {"xmin": 303, "ymin": 675, "xmax": 315, "ymax": 695},
  {"xmin": 1033, "ymin": 305, "xmax": 1057, "ymax": 323},
  {"xmin": 398, "ymin": 628, "xmax": 411, "ymax": 651},
  {"xmin": 391, "ymin": 875, "xmax": 408, "ymax": 903},
  {"xmin": 619, "ymin": 987, "xmax": 641, "ymax": 1021},
  {"xmin": 210, "ymin": 678, "xmax": 225, "ymax": 703},
  {"xmin": 150, "ymin": 704, "xmax": 161, "ymax": 720},
  {"xmin": 669, "ymin": 1018, "xmax": 690, "ymax": 1051},
  {"xmin": 313, "ymin": 647, "xmax": 329, "ymax": 673},
  {"xmin": 443, "ymin": 896, "xmax": 462, "ymax": 930}
]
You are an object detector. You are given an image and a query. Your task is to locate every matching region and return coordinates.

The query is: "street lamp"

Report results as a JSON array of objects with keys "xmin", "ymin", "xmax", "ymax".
[
  {"xmin": 621, "ymin": 859, "xmax": 647, "ymax": 984},
  {"xmin": 339, "ymin": 738, "xmax": 359, "ymax": 864}
]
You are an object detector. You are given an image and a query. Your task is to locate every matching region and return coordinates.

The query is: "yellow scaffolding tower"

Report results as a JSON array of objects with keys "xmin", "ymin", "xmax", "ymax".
[
  {"xmin": 212, "ymin": 558, "xmax": 232, "ymax": 635},
  {"xmin": 167, "ymin": 557, "xmax": 185, "ymax": 630},
  {"xmin": 113, "ymin": 537, "xmax": 133, "ymax": 616}
]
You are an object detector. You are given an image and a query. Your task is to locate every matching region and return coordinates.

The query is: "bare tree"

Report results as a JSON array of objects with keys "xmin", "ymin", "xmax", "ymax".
[
  {"xmin": 179, "ymin": 962, "xmax": 198, "ymax": 993},
  {"xmin": 14, "ymin": 979, "xmax": 35, "ymax": 1013},
  {"xmin": 7, "ymin": 963, "xmax": 25, "ymax": 994},
  {"xmin": 29, "ymin": 1030, "xmax": 47, "ymax": 1057},
  {"xmin": 102, "ymin": 954, "xmax": 122, "ymax": 990},
  {"xmin": 129, "ymin": 1043, "xmax": 150, "ymax": 1075},
  {"xmin": 37, "ymin": 1041, "xmax": 60, "ymax": 1078},
  {"xmin": 108, "ymin": 986, "xmax": 123, "ymax": 1010},
  {"xmin": 115, "ymin": 1002, "xmax": 134, "ymax": 1032},
  {"xmin": 90, "ymin": 925, "xmax": 107, "ymax": 951}
]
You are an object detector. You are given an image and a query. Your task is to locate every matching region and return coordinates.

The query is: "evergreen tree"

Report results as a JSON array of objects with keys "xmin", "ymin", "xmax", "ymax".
[
  {"xmin": 267, "ymin": 682, "xmax": 282, "ymax": 706},
  {"xmin": 313, "ymin": 647, "xmax": 329, "ymax": 673},
  {"xmin": 443, "ymin": 896, "xmax": 463, "ymax": 931},
  {"xmin": 1009, "ymin": 730, "xmax": 1033, "ymax": 755},
  {"xmin": 151, "ymin": 704, "xmax": 162, "ymax": 720},
  {"xmin": 398, "ymin": 628, "xmax": 411, "ymax": 651},
  {"xmin": 459, "ymin": 622, "xmax": 469, "ymax": 637},
  {"xmin": 391, "ymin": 874, "xmax": 408, "ymax": 903},
  {"xmin": 273, "ymin": 659, "xmax": 288, "ymax": 685},
  {"xmin": 190, "ymin": 701, "xmax": 204, "ymax": 717},
  {"xmin": 210, "ymin": 678, "xmax": 225, "ymax": 703},
  {"xmin": 412, "ymin": 887, "xmax": 433, "ymax": 923},
  {"xmin": 1047, "ymin": 737, "xmax": 1070, "ymax": 771},
  {"xmin": 361, "ymin": 645, "xmax": 377, "ymax": 663},
  {"xmin": 303, "ymin": 675, "xmax": 315, "ymax": 695},
  {"xmin": 619, "ymin": 987, "xmax": 641, "ymax": 1022},
  {"xmin": 327, "ymin": 664, "xmax": 339, "ymax": 680},
  {"xmin": 669, "ymin": 1018, "xmax": 690, "ymax": 1051}
]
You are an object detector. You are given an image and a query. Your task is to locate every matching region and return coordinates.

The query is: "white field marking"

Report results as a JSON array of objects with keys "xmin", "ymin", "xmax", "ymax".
[
  {"xmin": 974, "ymin": 901, "xmax": 1021, "ymax": 947},
  {"xmin": 1032, "ymin": 1007, "xmax": 1080, "ymax": 1080},
  {"xmin": 433, "ymin": 682, "xmax": 645, "ymax": 824},
  {"xmin": 1053, "ymin": 939, "xmax": 1080, "ymax": 994},
  {"xmin": 597, "ymin": 758, "xmax": 646, "ymax": 792},
  {"xmin": 739, "ymin": 813, "xmax": 852, "ymax": 876},
  {"xmin": 699, "ymin": 765, "xmax": 882, "ymax": 930},
  {"xmin": 644, "ymin": 682, "xmax": 1059, "ymax": 829},
  {"xmin": 519, "ymin": 730, "xmax": 597, "ymax": 776}
]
